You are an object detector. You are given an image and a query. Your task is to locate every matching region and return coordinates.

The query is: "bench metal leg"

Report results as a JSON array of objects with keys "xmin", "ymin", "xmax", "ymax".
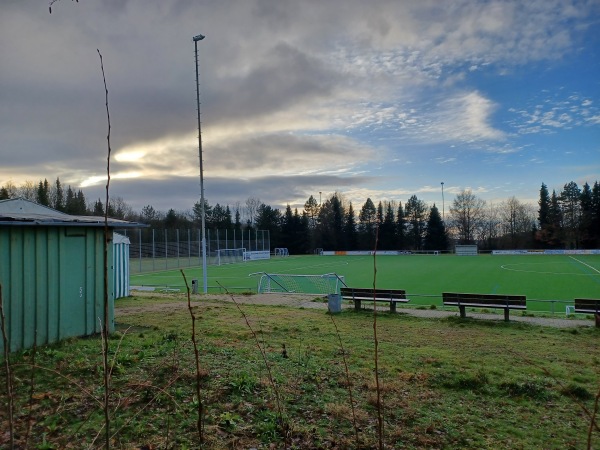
[
  {"xmin": 390, "ymin": 302, "xmax": 397, "ymax": 313},
  {"xmin": 504, "ymin": 308, "xmax": 510, "ymax": 322},
  {"xmin": 354, "ymin": 299, "xmax": 361, "ymax": 311},
  {"xmin": 459, "ymin": 305, "xmax": 466, "ymax": 318}
]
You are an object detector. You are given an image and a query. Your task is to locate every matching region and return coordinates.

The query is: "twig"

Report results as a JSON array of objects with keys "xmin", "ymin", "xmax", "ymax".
[
  {"xmin": 217, "ymin": 281, "xmax": 289, "ymax": 444},
  {"xmin": 587, "ymin": 385, "xmax": 600, "ymax": 449},
  {"xmin": 11, "ymin": 363, "xmax": 104, "ymax": 407},
  {"xmin": 48, "ymin": 0, "xmax": 78, "ymax": 14},
  {"xmin": 327, "ymin": 311, "xmax": 360, "ymax": 446},
  {"xmin": 372, "ymin": 225, "xmax": 384, "ymax": 450},
  {"xmin": 109, "ymin": 326, "xmax": 132, "ymax": 378},
  {"xmin": 180, "ymin": 270, "xmax": 205, "ymax": 443},
  {"xmin": 508, "ymin": 349, "xmax": 599, "ymax": 435},
  {"xmin": 98, "ymin": 48, "xmax": 112, "ymax": 450},
  {"xmin": 0, "ymin": 284, "xmax": 14, "ymax": 450},
  {"xmin": 24, "ymin": 331, "xmax": 38, "ymax": 448}
]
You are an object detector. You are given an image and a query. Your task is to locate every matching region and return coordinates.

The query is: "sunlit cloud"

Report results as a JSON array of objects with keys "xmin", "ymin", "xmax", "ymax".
[{"xmin": 80, "ymin": 172, "xmax": 143, "ymax": 187}]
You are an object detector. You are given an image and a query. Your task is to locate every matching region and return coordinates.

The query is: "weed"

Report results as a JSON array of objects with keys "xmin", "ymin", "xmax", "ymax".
[
  {"xmin": 438, "ymin": 369, "xmax": 490, "ymax": 391},
  {"xmin": 228, "ymin": 371, "xmax": 258, "ymax": 396},
  {"xmin": 561, "ymin": 383, "xmax": 594, "ymax": 400},
  {"xmin": 36, "ymin": 434, "xmax": 56, "ymax": 450},
  {"xmin": 217, "ymin": 411, "xmax": 241, "ymax": 431},
  {"xmin": 500, "ymin": 377, "xmax": 551, "ymax": 400},
  {"xmin": 255, "ymin": 409, "xmax": 283, "ymax": 443}
]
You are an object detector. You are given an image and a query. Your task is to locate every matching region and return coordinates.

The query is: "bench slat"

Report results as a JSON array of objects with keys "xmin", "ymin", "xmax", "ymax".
[
  {"xmin": 574, "ymin": 298, "xmax": 600, "ymax": 313},
  {"xmin": 340, "ymin": 287, "xmax": 409, "ymax": 312},
  {"xmin": 442, "ymin": 292, "xmax": 526, "ymax": 322}
]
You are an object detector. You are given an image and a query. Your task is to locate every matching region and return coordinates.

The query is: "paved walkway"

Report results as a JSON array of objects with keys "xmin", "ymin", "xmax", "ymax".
[{"xmin": 199, "ymin": 293, "xmax": 596, "ymax": 329}]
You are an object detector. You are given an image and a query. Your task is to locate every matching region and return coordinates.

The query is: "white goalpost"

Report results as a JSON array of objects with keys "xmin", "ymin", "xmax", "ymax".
[
  {"xmin": 274, "ymin": 247, "xmax": 289, "ymax": 257},
  {"xmin": 455, "ymin": 244, "xmax": 478, "ymax": 256},
  {"xmin": 216, "ymin": 248, "xmax": 246, "ymax": 265},
  {"xmin": 253, "ymin": 272, "xmax": 346, "ymax": 295}
]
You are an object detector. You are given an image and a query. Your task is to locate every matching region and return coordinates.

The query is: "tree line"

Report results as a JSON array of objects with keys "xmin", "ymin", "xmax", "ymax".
[{"xmin": 1, "ymin": 177, "xmax": 599, "ymax": 252}]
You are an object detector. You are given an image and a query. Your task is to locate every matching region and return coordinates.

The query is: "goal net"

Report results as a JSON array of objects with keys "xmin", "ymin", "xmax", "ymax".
[
  {"xmin": 254, "ymin": 273, "xmax": 346, "ymax": 295},
  {"xmin": 455, "ymin": 244, "xmax": 478, "ymax": 256},
  {"xmin": 216, "ymin": 248, "xmax": 246, "ymax": 265},
  {"xmin": 274, "ymin": 247, "xmax": 289, "ymax": 257}
]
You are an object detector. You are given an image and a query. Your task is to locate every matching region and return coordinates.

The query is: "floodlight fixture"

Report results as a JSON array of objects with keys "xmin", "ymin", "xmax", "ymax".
[
  {"xmin": 193, "ymin": 34, "xmax": 205, "ymax": 42},
  {"xmin": 441, "ymin": 181, "xmax": 445, "ymax": 220}
]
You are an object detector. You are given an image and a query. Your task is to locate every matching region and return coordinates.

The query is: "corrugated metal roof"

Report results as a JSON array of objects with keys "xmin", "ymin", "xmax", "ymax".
[{"xmin": 0, "ymin": 198, "xmax": 146, "ymax": 228}]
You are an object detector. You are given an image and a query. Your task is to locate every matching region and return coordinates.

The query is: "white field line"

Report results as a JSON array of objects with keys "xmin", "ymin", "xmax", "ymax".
[{"xmin": 569, "ymin": 256, "xmax": 600, "ymax": 275}]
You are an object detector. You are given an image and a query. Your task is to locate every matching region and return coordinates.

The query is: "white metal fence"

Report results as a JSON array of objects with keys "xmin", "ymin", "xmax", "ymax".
[{"xmin": 114, "ymin": 228, "xmax": 270, "ymax": 274}]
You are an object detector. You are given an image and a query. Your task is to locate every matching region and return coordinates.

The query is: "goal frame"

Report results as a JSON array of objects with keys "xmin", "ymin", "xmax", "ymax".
[
  {"xmin": 215, "ymin": 248, "xmax": 246, "ymax": 265},
  {"xmin": 455, "ymin": 244, "xmax": 478, "ymax": 256},
  {"xmin": 252, "ymin": 272, "xmax": 346, "ymax": 295}
]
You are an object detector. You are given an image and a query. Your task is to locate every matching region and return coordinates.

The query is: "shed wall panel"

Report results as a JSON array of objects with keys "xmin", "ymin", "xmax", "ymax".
[{"xmin": 0, "ymin": 226, "xmax": 114, "ymax": 353}]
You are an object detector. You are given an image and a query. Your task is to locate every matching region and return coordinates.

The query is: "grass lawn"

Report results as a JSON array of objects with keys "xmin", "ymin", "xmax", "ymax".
[
  {"xmin": 3, "ymin": 292, "xmax": 599, "ymax": 449},
  {"xmin": 131, "ymin": 254, "xmax": 600, "ymax": 312}
]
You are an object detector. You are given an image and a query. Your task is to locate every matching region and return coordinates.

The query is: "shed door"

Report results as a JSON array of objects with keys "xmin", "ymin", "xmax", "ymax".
[{"xmin": 60, "ymin": 234, "xmax": 87, "ymax": 338}]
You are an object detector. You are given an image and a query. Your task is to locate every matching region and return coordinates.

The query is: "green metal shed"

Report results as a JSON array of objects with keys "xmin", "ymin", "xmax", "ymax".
[{"xmin": 0, "ymin": 198, "xmax": 143, "ymax": 353}]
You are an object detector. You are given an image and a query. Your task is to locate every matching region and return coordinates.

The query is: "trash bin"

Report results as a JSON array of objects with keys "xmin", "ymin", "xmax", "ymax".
[
  {"xmin": 327, "ymin": 293, "xmax": 342, "ymax": 313},
  {"xmin": 191, "ymin": 279, "xmax": 198, "ymax": 294}
]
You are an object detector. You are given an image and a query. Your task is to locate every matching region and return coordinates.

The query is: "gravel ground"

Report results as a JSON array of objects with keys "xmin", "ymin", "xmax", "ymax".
[{"xmin": 119, "ymin": 290, "xmax": 595, "ymax": 329}]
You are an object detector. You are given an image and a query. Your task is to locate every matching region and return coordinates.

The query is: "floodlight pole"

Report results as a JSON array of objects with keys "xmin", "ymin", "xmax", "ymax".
[
  {"xmin": 441, "ymin": 182, "xmax": 445, "ymax": 220},
  {"xmin": 194, "ymin": 33, "xmax": 208, "ymax": 293}
]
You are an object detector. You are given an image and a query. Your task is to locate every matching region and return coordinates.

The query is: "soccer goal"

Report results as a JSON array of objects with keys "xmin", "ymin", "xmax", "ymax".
[
  {"xmin": 455, "ymin": 244, "xmax": 478, "ymax": 256},
  {"xmin": 253, "ymin": 272, "xmax": 346, "ymax": 295},
  {"xmin": 274, "ymin": 247, "xmax": 289, "ymax": 257},
  {"xmin": 216, "ymin": 248, "xmax": 246, "ymax": 265}
]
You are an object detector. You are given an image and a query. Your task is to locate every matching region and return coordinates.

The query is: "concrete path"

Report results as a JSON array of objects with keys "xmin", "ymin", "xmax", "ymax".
[{"xmin": 205, "ymin": 293, "xmax": 596, "ymax": 329}]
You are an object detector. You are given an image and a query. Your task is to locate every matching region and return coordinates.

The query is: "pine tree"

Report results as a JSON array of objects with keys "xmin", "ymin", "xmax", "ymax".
[
  {"xmin": 535, "ymin": 183, "xmax": 551, "ymax": 248},
  {"xmin": 358, "ymin": 198, "xmax": 377, "ymax": 249},
  {"xmin": 424, "ymin": 204, "xmax": 448, "ymax": 250},
  {"xmin": 547, "ymin": 190, "xmax": 563, "ymax": 247},
  {"xmin": 396, "ymin": 202, "xmax": 406, "ymax": 250},
  {"xmin": 52, "ymin": 177, "xmax": 65, "ymax": 211},
  {"xmin": 559, "ymin": 181, "xmax": 581, "ymax": 248},
  {"xmin": 591, "ymin": 181, "xmax": 600, "ymax": 247},
  {"xmin": 379, "ymin": 202, "xmax": 396, "ymax": 250},
  {"xmin": 93, "ymin": 198, "xmax": 105, "ymax": 216},
  {"xmin": 344, "ymin": 202, "xmax": 358, "ymax": 250},
  {"xmin": 405, "ymin": 195, "xmax": 427, "ymax": 250},
  {"xmin": 580, "ymin": 182, "xmax": 594, "ymax": 247},
  {"xmin": 538, "ymin": 183, "xmax": 550, "ymax": 229},
  {"xmin": 36, "ymin": 179, "xmax": 50, "ymax": 206}
]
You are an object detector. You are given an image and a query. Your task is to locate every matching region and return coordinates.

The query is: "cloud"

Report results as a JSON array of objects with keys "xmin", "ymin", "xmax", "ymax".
[
  {"xmin": 510, "ymin": 90, "xmax": 600, "ymax": 134},
  {"xmin": 0, "ymin": 0, "xmax": 598, "ymax": 213}
]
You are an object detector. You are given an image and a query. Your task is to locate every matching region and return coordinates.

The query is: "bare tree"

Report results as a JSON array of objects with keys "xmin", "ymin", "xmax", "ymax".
[
  {"xmin": 18, "ymin": 180, "xmax": 37, "ymax": 201},
  {"xmin": 499, "ymin": 197, "xmax": 535, "ymax": 247},
  {"xmin": 479, "ymin": 203, "xmax": 502, "ymax": 249},
  {"xmin": 449, "ymin": 189, "xmax": 487, "ymax": 244},
  {"xmin": 1, "ymin": 181, "xmax": 18, "ymax": 199},
  {"xmin": 109, "ymin": 196, "xmax": 134, "ymax": 220},
  {"xmin": 244, "ymin": 197, "xmax": 261, "ymax": 227}
]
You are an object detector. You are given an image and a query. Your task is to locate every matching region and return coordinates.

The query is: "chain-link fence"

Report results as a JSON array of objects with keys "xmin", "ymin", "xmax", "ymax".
[{"xmin": 114, "ymin": 228, "xmax": 270, "ymax": 274}]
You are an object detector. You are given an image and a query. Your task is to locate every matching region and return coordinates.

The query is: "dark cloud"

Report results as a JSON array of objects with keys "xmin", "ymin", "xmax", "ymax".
[{"xmin": 83, "ymin": 172, "xmax": 373, "ymax": 214}]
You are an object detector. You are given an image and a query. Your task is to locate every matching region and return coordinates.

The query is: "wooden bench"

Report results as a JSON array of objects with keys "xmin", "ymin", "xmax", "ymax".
[
  {"xmin": 340, "ymin": 287, "xmax": 408, "ymax": 313},
  {"xmin": 574, "ymin": 298, "xmax": 600, "ymax": 327},
  {"xmin": 442, "ymin": 292, "xmax": 526, "ymax": 322}
]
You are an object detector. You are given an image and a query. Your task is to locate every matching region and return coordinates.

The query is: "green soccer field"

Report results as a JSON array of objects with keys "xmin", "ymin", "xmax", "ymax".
[{"xmin": 128, "ymin": 253, "xmax": 600, "ymax": 313}]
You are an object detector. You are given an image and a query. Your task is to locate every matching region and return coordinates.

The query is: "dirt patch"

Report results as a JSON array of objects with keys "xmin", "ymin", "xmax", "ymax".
[{"xmin": 115, "ymin": 290, "xmax": 330, "ymax": 317}]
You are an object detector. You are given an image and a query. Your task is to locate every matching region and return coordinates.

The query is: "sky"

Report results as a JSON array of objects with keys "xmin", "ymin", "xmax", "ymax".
[{"xmin": 1, "ymin": 0, "xmax": 599, "ymax": 216}]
